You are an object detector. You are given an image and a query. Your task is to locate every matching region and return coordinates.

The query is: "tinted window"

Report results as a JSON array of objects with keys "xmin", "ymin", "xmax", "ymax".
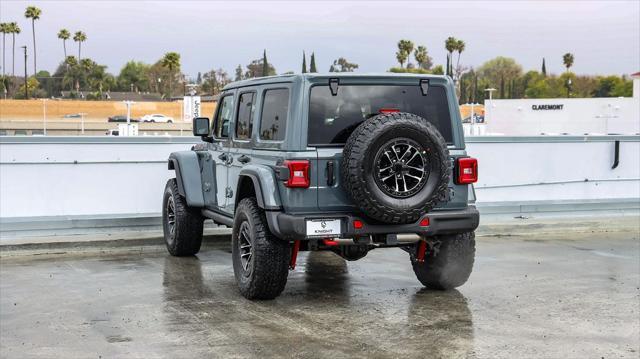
[
  {"xmin": 213, "ymin": 95, "xmax": 234, "ymax": 138},
  {"xmin": 259, "ymin": 89, "xmax": 289, "ymax": 141},
  {"xmin": 235, "ymin": 92, "xmax": 255, "ymax": 140},
  {"xmin": 308, "ymin": 85, "xmax": 453, "ymax": 145}
]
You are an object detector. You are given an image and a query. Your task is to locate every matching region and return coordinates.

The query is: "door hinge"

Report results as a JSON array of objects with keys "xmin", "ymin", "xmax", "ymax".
[{"xmin": 225, "ymin": 187, "xmax": 233, "ymax": 198}]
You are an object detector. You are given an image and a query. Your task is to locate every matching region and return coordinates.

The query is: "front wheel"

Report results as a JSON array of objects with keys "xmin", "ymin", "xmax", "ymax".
[
  {"xmin": 411, "ymin": 232, "xmax": 476, "ymax": 289},
  {"xmin": 162, "ymin": 179, "xmax": 204, "ymax": 256},
  {"xmin": 232, "ymin": 197, "xmax": 289, "ymax": 300}
]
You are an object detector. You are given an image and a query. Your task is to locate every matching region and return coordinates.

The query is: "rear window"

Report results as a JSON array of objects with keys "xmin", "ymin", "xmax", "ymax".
[{"xmin": 308, "ymin": 85, "xmax": 453, "ymax": 145}]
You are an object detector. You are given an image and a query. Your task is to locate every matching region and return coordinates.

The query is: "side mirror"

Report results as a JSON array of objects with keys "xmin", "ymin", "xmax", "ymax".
[{"xmin": 192, "ymin": 117, "xmax": 210, "ymax": 137}]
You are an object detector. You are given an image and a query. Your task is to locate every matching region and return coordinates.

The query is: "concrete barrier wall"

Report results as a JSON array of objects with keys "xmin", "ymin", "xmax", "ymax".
[{"xmin": 1, "ymin": 136, "xmax": 638, "ymax": 221}]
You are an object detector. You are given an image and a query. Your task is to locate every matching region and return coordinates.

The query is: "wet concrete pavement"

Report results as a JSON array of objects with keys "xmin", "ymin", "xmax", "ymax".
[{"xmin": 1, "ymin": 231, "xmax": 639, "ymax": 358}]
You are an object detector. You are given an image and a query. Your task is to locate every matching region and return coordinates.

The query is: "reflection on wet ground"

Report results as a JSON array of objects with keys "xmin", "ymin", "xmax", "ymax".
[{"xmin": 1, "ymin": 231, "xmax": 638, "ymax": 358}]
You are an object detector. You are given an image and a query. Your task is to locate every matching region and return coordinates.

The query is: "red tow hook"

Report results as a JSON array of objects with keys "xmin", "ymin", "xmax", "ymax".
[
  {"xmin": 416, "ymin": 240, "xmax": 427, "ymax": 263},
  {"xmin": 289, "ymin": 240, "xmax": 301, "ymax": 270}
]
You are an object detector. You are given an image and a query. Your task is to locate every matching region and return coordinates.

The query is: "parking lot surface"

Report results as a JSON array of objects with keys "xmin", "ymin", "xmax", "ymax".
[{"xmin": 1, "ymin": 230, "xmax": 639, "ymax": 358}]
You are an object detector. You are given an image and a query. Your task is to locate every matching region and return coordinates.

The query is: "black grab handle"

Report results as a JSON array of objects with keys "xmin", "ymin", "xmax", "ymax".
[
  {"xmin": 611, "ymin": 140, "xmax": 620, "ymax": 169},
  {"xmin": 326, "ymin": 161, "xmax": 335, "ymax": 186}
]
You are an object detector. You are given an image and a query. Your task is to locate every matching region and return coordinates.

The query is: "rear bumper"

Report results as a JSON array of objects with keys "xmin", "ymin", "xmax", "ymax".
[{"xmin": 265, "ymin": 206, "xmax": 480, "ymax": 241}]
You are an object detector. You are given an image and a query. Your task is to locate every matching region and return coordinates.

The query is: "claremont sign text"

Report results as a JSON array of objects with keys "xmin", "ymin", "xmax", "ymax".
[{"xmin": 532, "ymin": 104, "xmax": 564, "ymax": 110}]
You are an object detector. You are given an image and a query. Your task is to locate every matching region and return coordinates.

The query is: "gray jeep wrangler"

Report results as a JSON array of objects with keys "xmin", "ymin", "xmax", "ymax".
[{"xmin": 163, "ymin": 74, "xmax": 479, "ymax": 300}]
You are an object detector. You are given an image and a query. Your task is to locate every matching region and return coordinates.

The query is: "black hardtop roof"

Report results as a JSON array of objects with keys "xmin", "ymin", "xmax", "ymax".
[{"xmin": 222, "ymin": 73, "xmax": 449, "ymax": 91}]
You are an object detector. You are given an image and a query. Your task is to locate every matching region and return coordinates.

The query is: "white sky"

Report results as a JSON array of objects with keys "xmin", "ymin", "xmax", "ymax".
[{"xmin": 1, "ymin": 0, "xmax": 639, "ymax": 78}]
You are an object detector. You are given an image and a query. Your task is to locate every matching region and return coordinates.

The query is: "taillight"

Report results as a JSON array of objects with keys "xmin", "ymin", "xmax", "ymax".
[
  {"xmin": 283, "ymin": 160, "xmax": 310, "ymax": 188},
  {"xmin": 457, "ymin": 157, "xmax": 478, "ymax": 184},
  {"xmin": 379, "ymin": 108, "xmax": 400, "ymax": 114}
]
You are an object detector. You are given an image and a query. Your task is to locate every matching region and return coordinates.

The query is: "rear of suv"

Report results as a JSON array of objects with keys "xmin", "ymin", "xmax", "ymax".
[{"xmin": 163, "ymin": 73, "xmax": 479, "ymax": 300}]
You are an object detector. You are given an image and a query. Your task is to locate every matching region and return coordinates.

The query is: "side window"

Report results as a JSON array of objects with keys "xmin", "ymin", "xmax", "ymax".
[
  {"xmin": 259, "ymin": 88, "xmax": 289, "ymax": 141},
  {"xmin": 235, "ymin": 92, "xmax": 255, "ymax": 140},
  {"xmin": 213, "ymin": 95, "xmax": 234, "ymax": 139}
]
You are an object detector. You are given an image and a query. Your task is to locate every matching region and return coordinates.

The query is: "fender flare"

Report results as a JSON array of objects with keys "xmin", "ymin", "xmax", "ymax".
[
  {"xmin": 168, "ymin": 151, "xmax": 205, "ymax": 208},
  {"xmin": 236, "ymin": 165, "xmax": 282, "ymax": 211}
]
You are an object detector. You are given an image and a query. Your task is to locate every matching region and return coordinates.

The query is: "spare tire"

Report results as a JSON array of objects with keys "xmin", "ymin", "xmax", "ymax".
[{"xmin": 341, "ymin": 112, "xmax": 450, "ymax": 224}]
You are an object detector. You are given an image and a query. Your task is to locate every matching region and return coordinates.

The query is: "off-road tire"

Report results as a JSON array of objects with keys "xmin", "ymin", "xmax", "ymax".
[
  {"xmin": 342, "ymin": 112, "xmax": 450, "ymax": 224},
  {"xmin": 232, "ymin": 197, "xmax": 289, "ymax": 300},
  {"xmin": 162, "ymin": 178, "xmax": 204, "ymax": 256},
  {"xmin": 411, "ymin": 232, "xmax": 475, "ymax": 289}
]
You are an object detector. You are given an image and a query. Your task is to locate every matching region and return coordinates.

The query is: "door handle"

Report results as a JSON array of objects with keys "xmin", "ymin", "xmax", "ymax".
[
  {"xmin": 218, "ymin": 153, "xmax": 233, "ymax": 165},
  {"xmin": 238, "ymin": 155, "xmax": 251, "ymax": 164}
]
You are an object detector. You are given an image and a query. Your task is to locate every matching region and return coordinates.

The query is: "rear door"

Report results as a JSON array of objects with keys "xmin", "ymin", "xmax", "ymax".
[
  {"xmin": 308, "ymin": 81, "xmax": 465, "ymax": 211},
  {"xmin": 227, "ymin": 89, "xmax": 258, "ymax": 214}
]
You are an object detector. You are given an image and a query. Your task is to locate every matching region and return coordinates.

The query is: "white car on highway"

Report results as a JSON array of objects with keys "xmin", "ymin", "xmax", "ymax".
[{"xmin": 141, "ymin": 114, "xmax": 174, "ymax": 123}]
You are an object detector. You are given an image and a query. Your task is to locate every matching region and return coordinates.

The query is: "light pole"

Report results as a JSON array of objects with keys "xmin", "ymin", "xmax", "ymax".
[
  {"xmin": 566, "ymin": 78, "xmax": 572, "ymax": 98},
  {"xmin": 21, "ymin": 46, "xmax": 28, "ymax": 99},
  {"xmin": 79, "ymin": 112, "xmax": 87, "ymax": 135},
  {"xmin": 484, "ymin": 88, "xmax": 496, "ymax": 124},
  {"xmin": 42, "ymin": 98, "xmax": 48, "ymax": 135}
]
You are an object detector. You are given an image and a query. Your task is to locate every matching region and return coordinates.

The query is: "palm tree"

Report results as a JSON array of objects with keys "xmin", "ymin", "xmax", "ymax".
[
  {"xmin": 24, "ymin": 6, "xmax": 42, "ymax": 75},
  {"xmin": 562, "ymin": 53, "xmax": 574, "ymax": 72},
  {"xmin": 8, "ymin": 23, "xmax": 21, "ymax": 76},
  {"xmin": 414, "ymin": 45, "xmax": 427, "ymax": 69},
  {"xmin": 396, "ymin": 39, "xmax": 414, "ymax": 68},
  {"xmin": 0, "ymin": 23, "xmax": 8, "ymax": 77},
  {"xmin": 445, "ymin": 37, "xmax": 458, "ymax": 76},
  {"xmin": 160, "ymin": 52, "xmax": 180, "ymax": 97},
  {"xmin": 58, "ymin": 29, "xmax": 70, "ymax": 59},
  {"xmin": 455, "ymin": 39, "xmax": 465, "ymax": 71},
  {"xmin": 73, "ymin": 31, "xmax": 87, "ymax": 61}
]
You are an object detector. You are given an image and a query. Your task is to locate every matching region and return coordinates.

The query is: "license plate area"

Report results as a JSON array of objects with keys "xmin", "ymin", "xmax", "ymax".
[{"xmin": 306, "ymin": 219, "xmax": 342, "ymax": 237}]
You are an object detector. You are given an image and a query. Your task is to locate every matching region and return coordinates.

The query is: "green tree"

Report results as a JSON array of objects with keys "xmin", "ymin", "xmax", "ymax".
[
  {"xmin": 302, "ymin": 51, "xmax": 307, "ymax": 73},
  {"xmin": 562, "ymin": 53, "xmax": 574, "ymax": 72},
  {"xmin": 0, "ymin": 23, "xmax": 8, "ymax": 77},
  {"xmin": 24, "ymin": 5, "xmax": 42, "ymax": 75},
  {"xmin": 73, "ymin": 31, "xmax": 87, "ymax": 61},
  {"xmin": 117, "ymin": 61, "xmax": 150, "ymax": 92},
  {"xmin": 262, "ymin": 50, "xmax": 269, "ymax": 77},
  {"xmin": 477, "ymin": 57, "xmax": 523, "ymax": 99},
  {"xmin": 202, "ymin": 68, "xmax": 230, "ymax": 95},
  {"xmin": 57, "ymin": 29, "xmax": 70, "ymax": 59},
  {"xmin": 444, "ymin": 37, "xmax": 458, "ymax": 76},
  {"xmin": 15, "ymin": 76, "xmax": 40, "ymax": 99},
  {"xmin": 431, "ymin": 65, "xmax": 444, "ymax": 75},
  {"xmin": 541, "ymin": 58, "xmax": 546, "ymax": 77},
  {"xmin": 414, "ymin": 45, "xmax": 433, "ymax": 70},
  {"xmin": 592, "ymin": 75, "xmax": 631, "ymax": 97},
  {"xmin": 310, "ymin": 52, "xmax": 317, "ymax": 72},
  {"xmin": 160, "ymin": 52, "xmax": 180, "ymax": 97},
  {"xmin": 245, "ymin": 57, "xmax": 276, "ymax": 78},
  {"xmin": 234, "ymin": 64, "xmax": 243, "ymax": 81},
  {"xmin": 329, "ymin": 57, "xmax": 358, "ymax": 72}
]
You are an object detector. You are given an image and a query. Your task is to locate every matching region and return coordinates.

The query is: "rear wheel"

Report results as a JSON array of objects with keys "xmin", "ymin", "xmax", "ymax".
[
  {"xmin": 411, "ymin": 232, "xmax": 475, "ymax": 289},
  {"xmin": 162, "ymin": 179, "xmax": 204, "ymax": 256},
  {"xmin": 232, "ymin": 197, "xmax": 289, "ymax": 300}
]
